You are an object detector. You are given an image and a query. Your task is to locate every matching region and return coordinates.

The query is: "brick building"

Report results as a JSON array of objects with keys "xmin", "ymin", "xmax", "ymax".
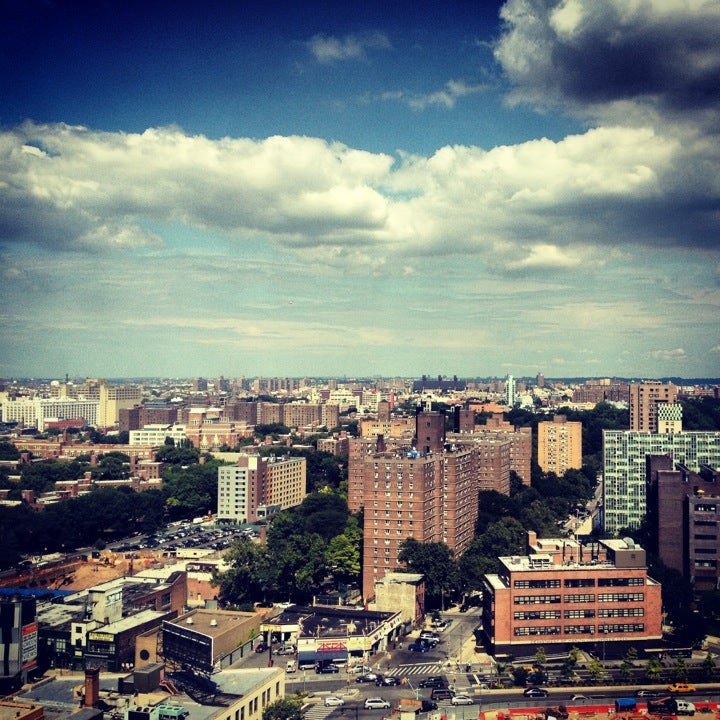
[
  {"xmin": 646, "ymin": 454, "xmax": 720, "ymax": 593},
  {"xmin": 629, "ymin": 382, "xmax": 678, "ymax": 432},
  {"xmin": 480, "ymin": 532, "xmax": 662, "ymax": 659}
]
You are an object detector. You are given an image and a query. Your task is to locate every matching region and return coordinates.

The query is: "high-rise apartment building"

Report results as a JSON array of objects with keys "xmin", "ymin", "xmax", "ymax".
[
  {"xmin": 538, "ymin": 415, "xmax": 582, "ymax": 476},
  {"xmin": 356, "ymin": 445, "xmax": 479, "ymax": 601},
  {"xmin": 602, "ymin": 430, "xmax": 720, "ymax": 535},
  {"xmin": 629, "ymin": 382, "xmax": 678, "ymax": 432},
  {"xmin": 505, "ymin": 375, "xmax": 516, "ymax": 407},
  {"xmin": 97, "ymin": 382, "xmax": 142, "ymax": 428}
]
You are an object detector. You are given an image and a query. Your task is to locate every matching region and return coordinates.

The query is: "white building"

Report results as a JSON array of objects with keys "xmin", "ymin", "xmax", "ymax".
[
  {"xmin": 602, "ymin": 430, "xmax": 720, "ymax": 535},
  {"xmin": 129, "ymin": 424, "xmax": 187, "ymax": 446}
]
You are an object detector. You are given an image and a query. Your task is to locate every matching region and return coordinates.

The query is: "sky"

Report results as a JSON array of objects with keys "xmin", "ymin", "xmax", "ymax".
[{"xmin": 1, "ymin": 0, "xmax": 719, "ymax": 381}]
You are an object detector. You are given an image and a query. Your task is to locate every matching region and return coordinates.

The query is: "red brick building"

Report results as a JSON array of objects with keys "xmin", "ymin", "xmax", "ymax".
[{"xmin": 480, "ymin": 532, "xmax": 662, "ymax": 659}]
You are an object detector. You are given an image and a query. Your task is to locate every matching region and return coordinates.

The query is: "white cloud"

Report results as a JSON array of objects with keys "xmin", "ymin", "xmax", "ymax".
[
  {"xmin": 380, "ymin": 79, "xmax": 488, "ymax": 110},
  {"xmin": 0, "ymin": 119, "xmax": 717, "ymax": 270},
  {"xmin": 307, "ymin": 32, "xmax": 391, "ymax": 63},
  {"xmin": 649, "ymin": 348, "xmax": 687, "ymax": 360}
]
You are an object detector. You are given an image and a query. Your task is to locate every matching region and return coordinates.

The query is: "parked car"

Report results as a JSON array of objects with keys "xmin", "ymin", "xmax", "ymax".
[
  {"xmin": 451, "ymin": 695, "xmax": 475, "ymax": 706},
  {"xmin": 324, "ymin": 696, "xmax": 345, "ymax": 707},
  {"xmin": 409, "ymin": 642, "xmax": 430, "ymax": 652},
  {"xmin": 317, "ymin": 664, "xmax": 340, "ymax": 674},
  {"xmin": 364, "ymin": 698, "xmax": 391, "ymax": 710},
  {"xmin": 276, "ymin": 645, "xmax": 296, "ymax": 656},
  {"xmin": 419, "ymin": 677, "xmax": 446, "ymax": 688},
  {"xmin": 668, "ymin": 683, "xmax": 697, "ymax": 694},
  {"xmin": 254, "ymin": 642, "xmax": 268, "ymax": 653},
  {"xmin": 419, "ymin": 631, "xmax": 440, "ymax": 642},
  {"xmin": 524, "ymin": 687, "xmax": 550, "ymax": 698},
  {"xmin": 357, "ymin": 673, "xmax": 380, "ymax": 683}
]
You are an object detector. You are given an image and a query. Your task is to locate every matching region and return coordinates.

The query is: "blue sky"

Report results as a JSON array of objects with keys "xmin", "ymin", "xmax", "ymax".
[{"xmin": 1, "ymin": 0, "xmax": 719, "ymax": 380}]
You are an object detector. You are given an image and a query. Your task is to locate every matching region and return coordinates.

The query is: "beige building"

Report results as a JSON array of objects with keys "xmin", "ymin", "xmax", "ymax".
[
  {"xmin": 629, "ymin": 382, "xmax": 678, "ymax": 432},
  {"xmin": 538, "ymin": 415, "xmax": 582, "ymax": 475},
  {"xmin": 97, "ymin": 382, "xmax": 142, "ymax": 428},
  {"xmin": 217, "ymin": 454, "xmax": 306, "ymax": 524}
]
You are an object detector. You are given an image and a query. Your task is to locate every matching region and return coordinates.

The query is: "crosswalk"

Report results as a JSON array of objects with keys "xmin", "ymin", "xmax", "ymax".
[
  {"xmin": 385, "ymin": 662, "xmax": 452, "ymax": 676},
  {"xmin": 304, "ymin": 705, "xmax": 338, "ymax": 720}
]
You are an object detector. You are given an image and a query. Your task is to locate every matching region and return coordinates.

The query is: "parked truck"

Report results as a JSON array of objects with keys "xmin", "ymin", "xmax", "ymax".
[{"xmin": 647, "ymin": 697, "xmax": 696, "ymax": 716}]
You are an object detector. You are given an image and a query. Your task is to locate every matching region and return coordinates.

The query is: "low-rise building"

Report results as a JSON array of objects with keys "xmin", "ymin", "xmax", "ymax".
[{"xmin": 479, "ymin": 531, "xmax": 662, "ymax": 659}]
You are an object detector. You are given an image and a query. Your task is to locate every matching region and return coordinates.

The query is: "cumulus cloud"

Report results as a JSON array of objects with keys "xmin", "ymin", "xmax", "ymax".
[
  {"xmin": 495, "ymin": 0, "xmax": 720, "ymax": 118},
  {"xmin": 0, "ymin": 118, "xmax": 718, "ymax": 264},
  {"xmin": 307, "ymin": 31, "xmax": 391, "ymax": 62}
]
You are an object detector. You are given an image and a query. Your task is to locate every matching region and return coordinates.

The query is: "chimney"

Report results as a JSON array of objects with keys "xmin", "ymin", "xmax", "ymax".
[{"xmin": 84, "ymin": 667, "xmax": 100, "ymax": 707}]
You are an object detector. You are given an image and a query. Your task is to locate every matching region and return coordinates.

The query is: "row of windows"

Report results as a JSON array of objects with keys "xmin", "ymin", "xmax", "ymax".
[
  {"xmin": 514, "ymin": 623, "xmax": 645, "ymax": 636},
  {"xmin": 513, "ymin": 576, "xmax": 643, "ymax": 590},
  {"xmin": 514, "ymin": 611, "xmax": 561, "ymax": 620},
  {"xmin": 515, "ymin": 592, "xmax": 645, "ymax": 604},
  {"xmin": 517, "ymin": 607, "xmax": 646, "ymax": 621}
]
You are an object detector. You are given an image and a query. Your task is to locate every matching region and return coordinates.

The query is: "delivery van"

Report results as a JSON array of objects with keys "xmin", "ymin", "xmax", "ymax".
[{"xmin": 286, "ymin": 659, "xmax": 297, "ymax": 673}]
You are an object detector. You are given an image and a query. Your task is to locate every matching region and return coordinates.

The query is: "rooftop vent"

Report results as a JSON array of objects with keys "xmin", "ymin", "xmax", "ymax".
[
  {"xmin": 210, "ymin": 618, "xmax": 217, "ymax": 626},
  {"xmin": 186, "ymin": 617, "xmax": 194, "ymax": 624}
]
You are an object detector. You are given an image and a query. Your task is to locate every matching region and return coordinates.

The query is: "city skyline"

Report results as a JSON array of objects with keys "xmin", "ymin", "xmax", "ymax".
[{"xmin": 1, "ymin": 1, "xmax": 719, "ymax": 379}]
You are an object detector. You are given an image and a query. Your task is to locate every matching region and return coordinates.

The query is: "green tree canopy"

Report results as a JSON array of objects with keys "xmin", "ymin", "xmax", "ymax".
[{"xmin": 398, "ymin": 538, "xmax": 460, "ymax": 609}]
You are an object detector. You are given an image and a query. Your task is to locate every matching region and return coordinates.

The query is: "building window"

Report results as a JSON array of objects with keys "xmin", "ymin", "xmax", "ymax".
[
  {"xmin": 564, "ymin": 594, "xmax": 595, "ymax": 603},
  {"xmin": 598, "ymin": 592, "xmax": 644, "ymax": 602},
  {"xmin": 514, "ymin": 594, "xmax": 561, "ymax": 605},
  {"xmin": 564, "ymin": 578, "xmax": 596, "ymax": 588}
]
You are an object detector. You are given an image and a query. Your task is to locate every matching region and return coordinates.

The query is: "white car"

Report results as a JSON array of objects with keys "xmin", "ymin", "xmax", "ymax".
[
  {"xmin": 324, "ymin": 696, "xmax": 345, "ymax": 707},
  {"xmin": 451, "ymin": 695, "xmax": 474, "ymax": 706},
  {"xmin": 364, "ymin": 698, "xmax": 391, "ymax": 710}
]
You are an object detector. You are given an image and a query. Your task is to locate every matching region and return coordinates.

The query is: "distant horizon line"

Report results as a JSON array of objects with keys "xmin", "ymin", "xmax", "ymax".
[{"xmin": 4, "ymin": 374, "xmax": 720, "ymax": 385}]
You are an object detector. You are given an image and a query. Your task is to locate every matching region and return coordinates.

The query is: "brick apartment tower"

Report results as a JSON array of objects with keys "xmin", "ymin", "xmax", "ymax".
[
  {"xmin": 629, "ymin": 382, "xmax": 678, "ymax": 432},
  {"xmin": 414, "ymin": 406, "xmax": 446, "ymax": 453},
  {"xmin": 355, "ymin": 443, "xmax": 479, "ymax": 601}
]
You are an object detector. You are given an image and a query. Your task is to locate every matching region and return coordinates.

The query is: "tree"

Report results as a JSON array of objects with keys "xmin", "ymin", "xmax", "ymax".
[
  {"xmin": 701, "ymin": 652, "xmax": 716, "ymax": 679},
  {"xmin": 262, "ymin": 696, "xmax": 304, "ymax": 720},
  {"xmin": 670, "ymin": 657, "xmax": 689, "ymax": 682},
  {"xmin": 587, "ymin": 658, "xmax": 605, "ymax": 683},
  {"xmin": 644, "ymin": 657, "xmax": 663, "ymax": 682},
  {"xmin": 534, "ymin": 646, "xmax": 547, "ymax": 669},
  {"xmin": 398, "ymin": 539, "xmax": 460, "ymax": 609},
  {"xmin": 325, "ymin": 516, "xmax": 362, "ymax": 584}
]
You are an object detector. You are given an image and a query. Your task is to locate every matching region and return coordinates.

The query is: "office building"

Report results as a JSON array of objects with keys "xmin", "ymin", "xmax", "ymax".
[
  {"xmin": 538, "ymin": 415, "xmax": 583, "ymax": 475},
  {"xmin": 602, "ymin": 430, "xmax": 720, "ymax": 535},
  {"xmin": 479, "ymin": 532, "xmax": 662, "ymax": 658},
  {"xmin": 630, "ymin": 382, "xmax": 678, "ymax": 432}
]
